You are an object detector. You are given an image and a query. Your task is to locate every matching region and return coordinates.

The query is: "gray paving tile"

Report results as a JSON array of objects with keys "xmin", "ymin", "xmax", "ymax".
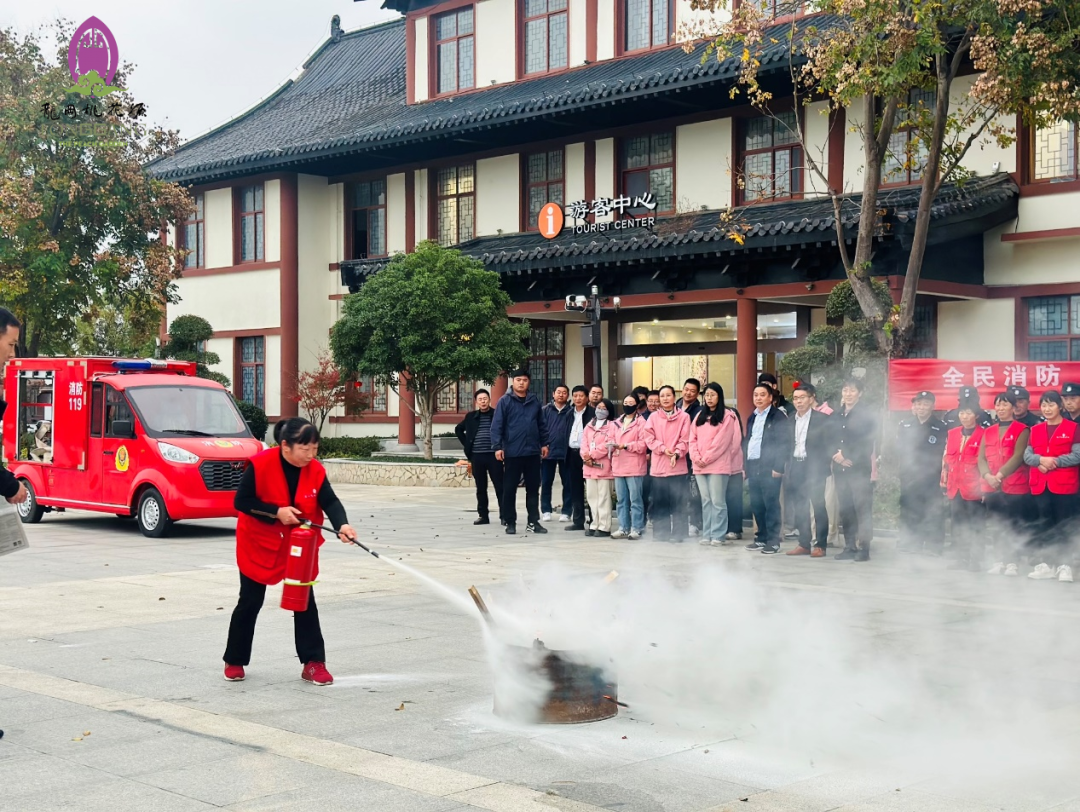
[
  {"xmin": 220, "ymin": 773, "xmax": 467, "ymax": 812},
  {"xmin": 549, "ymin": 761, "xmax": 759, "ymax": 812}
]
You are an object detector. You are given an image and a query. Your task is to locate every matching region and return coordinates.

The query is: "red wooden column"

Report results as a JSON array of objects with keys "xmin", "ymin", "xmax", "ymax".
[
  {"xmin": 490, "ymin": 373, "xmax": 508, "ymax": 402},
  {"xmin": 736, "ymin": 296, "xmax": 758, "ymax": 423},
  {"xmin": 396, "ymin": 372, "xmax": 418, "ymax": 451},
  {"xmin": 279, "ymin": 174, "xmax": 300, "ymax": 418}
]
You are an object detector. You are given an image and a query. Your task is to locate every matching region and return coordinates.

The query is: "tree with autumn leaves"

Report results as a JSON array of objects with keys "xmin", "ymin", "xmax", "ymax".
[
  {"xmin": 684, "ymin": 0, "xmax": 1080, "ymax": 357},
  {"xmin": 292, "ymin": 347, "xmax": 352, "ymax": 434},
  {"xmin": 0, "ymin": 21, "xmax": 191, "ymax": 356}
]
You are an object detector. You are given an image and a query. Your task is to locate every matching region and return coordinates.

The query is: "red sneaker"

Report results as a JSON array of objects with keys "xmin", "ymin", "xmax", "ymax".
[
  {"xmin": 302, "ymin": 661, "xmax": 333, "ymax": 686},
  {"xmin": 223, "ymin": 664, "xmax": 246, "ymax": 681}
]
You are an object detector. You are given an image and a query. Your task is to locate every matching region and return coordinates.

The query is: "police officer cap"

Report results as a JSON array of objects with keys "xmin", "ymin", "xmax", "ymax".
[
  {"xmin": 1008, "ymin": 385, "xmax": 1030, "ymax": 399},
  {"xmin": 911, "ymin": 391, "xmax": 935, "ymax": 403},
  {"xmin": 957, "ymin": 386, "xmax": 979, "ymax": 401},
  {"xmin": 1063, "ymin": 382, "xmax": 1080, "ymax": 396}
]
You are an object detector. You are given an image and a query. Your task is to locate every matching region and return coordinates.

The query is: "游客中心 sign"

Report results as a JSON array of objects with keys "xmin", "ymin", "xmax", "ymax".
[{"xmin": 538, "ymin": 194, "xmax": 659, "ymax": 239}]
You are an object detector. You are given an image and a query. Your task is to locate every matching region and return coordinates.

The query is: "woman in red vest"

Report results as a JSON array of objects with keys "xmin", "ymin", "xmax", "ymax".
[
  {"xmin": 223, "ymin": 418, "xmax": 358, "ymax": 684},
  {"xmin": 979, "ymin": 392, "xmax": 1031, "ymax": 576},
  {"xmin": 941, "ymin": 405, "xmax": 985, "ymax": 571},
  {"xmin": 1023, "ymin": 391, "xmax": 1080, "ymax": 582}
]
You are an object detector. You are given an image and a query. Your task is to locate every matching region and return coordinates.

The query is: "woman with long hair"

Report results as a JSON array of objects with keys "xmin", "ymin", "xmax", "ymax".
[
  {"xmin": 1024, "ymin": 391, "xmax": 1080, "ymax": 582},
  {"xmin": 224, "ymin": 417, "xmax": 358, "ymax": 685},
  {"xmin": 611, "ymin": 393, "xmax": 649, "ymax": 539},
  {"xmin": 580, "ymin": 398, "xmax": 617, "ymax": 537},
  {"xmin": 689, "ymin": 383, "xmax": 741, "ymax": 546}
]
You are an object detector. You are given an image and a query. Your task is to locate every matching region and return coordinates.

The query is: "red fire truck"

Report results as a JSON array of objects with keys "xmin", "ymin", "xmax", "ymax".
[{"xmin": 3, "ymin": 358, "xmax": 263, "ymax": 537}]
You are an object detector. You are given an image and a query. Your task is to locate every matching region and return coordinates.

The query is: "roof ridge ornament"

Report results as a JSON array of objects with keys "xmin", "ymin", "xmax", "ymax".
[{"xmin": 331, "ymin": 15, "xmax": 342, "ymax": 42}]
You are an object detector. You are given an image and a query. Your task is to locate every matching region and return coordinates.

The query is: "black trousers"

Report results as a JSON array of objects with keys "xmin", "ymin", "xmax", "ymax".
[
  {"xmin": 224, "ymin": 572, "xmax": 326, "ymax": 666},
  {"xmin": 899, "ymin": 471, "xmax": 944, "ymax": 552},
  {"xmin": 471, "ymin": 452, "xmax": 504, "ymax": 519},
  {"xmin": 502, "ymin": 454, "xmax": 542, "ymax": 526},
  {"xmin": 725, "ymin": 472, "xmax": 744, "ymax": 535},
  {"xmin": 566, "ymin": 449, "xmax": 586, "ymax": 525},
  {"xmin": 643, "ymin": 464, "xmax": 653, "ymax": 521},
  {"xmin": 686, "ymin": 459, "xmax": 703, "ymax": 530},
  {"xmin": 541, "ymin": 457, "xmax": 571, "ymax": 515},
  {"xmin": 835, "ymin": 467, "xmax": 874, "ymax": 551},
  {"xmin": 949, "ymin": 495, "xmax": 985, "ymax": 554},
  {"xmin": 650, "ymin": 474, "xmax": 689, "ymax": 540},
  {"xmin": 984, "ymin": 490, "xmax": 1029, "ymax": 563},
  {"xmin": 787, "ymin": 460, "xmax": 828, "ymax": 549},
  {"xmin": 1031, "ymin": 491, "xmax": 1076, "ymax": 555},
  {"xmin": 746, "ymin": 460, "xmax": 783, "ymax": 546}
]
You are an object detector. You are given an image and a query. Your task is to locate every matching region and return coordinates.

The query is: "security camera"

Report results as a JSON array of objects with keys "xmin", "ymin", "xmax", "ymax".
[
  {"xmin": 612, "ymin": 296, "xmax": 621, "ymax": 309},
  {"xmin": 590, "ymin": 285, "xmax": 599, "ymax": 296},
  {"xmin": 575, "ymin": 295, "xmax": 587, "ymax": 308},
  {"xmin": 565, "ymin": 295, "xmax": 574, "ymax": 309}
]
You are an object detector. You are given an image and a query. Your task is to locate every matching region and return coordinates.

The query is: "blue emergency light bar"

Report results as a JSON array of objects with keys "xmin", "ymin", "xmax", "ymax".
[{"xmin": 111, "ymin": 359, "xmax": 190, "ymax": 373}]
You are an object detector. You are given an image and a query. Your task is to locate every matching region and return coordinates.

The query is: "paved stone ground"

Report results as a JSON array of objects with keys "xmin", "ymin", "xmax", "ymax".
[{"xmin": 1, "ymin": 485, "xmax": 1078, "ymax": 812}]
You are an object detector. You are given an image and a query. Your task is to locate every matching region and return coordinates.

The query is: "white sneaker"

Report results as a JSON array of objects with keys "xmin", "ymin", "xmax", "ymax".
[
  {"xmin": 689, "ymin": 525, "xmax": 701, "ymax": 537},
  {"xmin": 1058, "ymin": 565, "xmax": 1074, "ymax": 583},
  {"xmin": 698, "ymin": 537, "xmax": 711, "ymax": 546},
  {"xmin": 724, "ymin": 532, "xmax": 740, "ymax": 541},
  {"xmin": 987, "ymin": 562, "xmax": 1005, "ymax": 575},
  {"xmin": 1028, "ymin": 563, "xmax": 1056, "ymax": 580},
  {"xmin": 559, "ymin": 514, "xmax": 571, "ymax": 523},
  {"xmin": 541, "ymin": 512, "xmax": 552, "ymax": 522},
  {"xmin": 611, "ymin": 530, "xmax": 627, "ymax": 539},
  {"xmin": 1004, "ymin": 563, "xmax": 1019, "ymax": 576},
  {"xmin": 710, "ymin": 538, "xmax": 725, "ymax": 546},
  {"xmin": 628, "ymin": 530, "xmax": 641, "ymax": 540}
]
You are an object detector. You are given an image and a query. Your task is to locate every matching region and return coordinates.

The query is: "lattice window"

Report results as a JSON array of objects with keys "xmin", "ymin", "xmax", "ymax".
[
  {"xmin": 1027, "ymin": 296, "xmax": 1080, "ymax": 361},
  {"xmin": 883, "ymin": 89, "xmax": 935, "ymax": 186},
  {"xmin": 739, "ymin": 111, "xmax": 802, "ymax": 202},
  {"xmin": 1032, "ymin": 120, "xmax": 1078, "ymax": 182},
  {"xmin": 526, "ymin": 150, "xmax": 565, "ymax": 230},
  {"xmin": 238, "ymin": 337, "xmax": 265, "ymax": 409},
  {"xmin": 348, "ymin": 180, "xmax": 387, "ymax": 259},
  {"xmin": 437, "ymin": 165, "xmax": 475, "ymax": 246},
  {"xmin": 528, "ymin": 326, "xmax": 565, "ymax": 404},
  {"xmin": 182, "ymin": 193, "xmax": 204, "ymax": 269},
  {"xmin": 620, "ymin": 132, "xmax": 675, "ymax": 214},
  {"xmin": 435, "ymin": 8, "xmax": 475, "ymax": 95},
  {"xmin": 907, "ymin": 302, "xmax": 937, "ymax": 359},
  {"xmin": 239, "ymin": 184, "xmax": 264, "ymax": 262},
  {"xmin": 524, "ymin": 0, "xmax": 568, "ymax": 75},
  {"xmin": 624, "ymin": 0, "xmax": 671, "ymax": 53}
]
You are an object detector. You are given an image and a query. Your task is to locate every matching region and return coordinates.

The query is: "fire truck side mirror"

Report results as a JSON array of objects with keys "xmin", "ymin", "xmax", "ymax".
[{"xmin": 111, "ymin": 420, "xmax": 134, "ymax": 438}]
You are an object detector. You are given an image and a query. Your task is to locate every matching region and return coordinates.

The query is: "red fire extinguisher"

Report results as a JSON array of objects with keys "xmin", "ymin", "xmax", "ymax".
[{"xmin": 281, "ymin": 525, "xmax": 318, "ymax": 612}]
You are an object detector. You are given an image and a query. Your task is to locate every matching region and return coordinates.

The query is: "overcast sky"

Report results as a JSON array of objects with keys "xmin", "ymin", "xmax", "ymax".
[{"xmin": 2, "ymin": 0, "xmax": 401, "ymax": 142}]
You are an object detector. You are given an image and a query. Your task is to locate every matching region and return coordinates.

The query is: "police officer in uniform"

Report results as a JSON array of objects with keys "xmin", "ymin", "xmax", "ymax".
[
  {"xmin": 897, "ymin": 391, "xmax": 947, "ymax": 554},
  {"xmin": 1007, "ymin": 386, "xmax": 1042, "ymax": 428},
  {"xmin": 943, "ymin": 386, "xmax": 993, "ymax": 430},
  {"xmin": 1061, "ymin": 382, "xmax": 1080, "ymax": 423}
]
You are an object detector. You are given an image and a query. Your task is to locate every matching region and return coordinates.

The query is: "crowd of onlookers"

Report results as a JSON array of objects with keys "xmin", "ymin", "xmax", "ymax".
[{"xmin": 455, "ymin": 370, "xmax": 1080, "ymax": 580}]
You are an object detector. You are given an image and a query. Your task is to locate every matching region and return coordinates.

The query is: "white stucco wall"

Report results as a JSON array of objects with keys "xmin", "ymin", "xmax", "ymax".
[
  {"xmin": 675, "ymin": 0, "xmax": 727, "ymax": 43},
  {"xmin": 476, "ymin": 0, "xmax": 516, "ymax": 86},
  {"xmin": 476, "ymin": 154, "xmax": 520, "ymax": 236},
  {"xmin": 565, "ymin": 142, "xmax": 586, "ymax": 206},
  {"xmin": 414, "ymin": 16, "xmax": 429, "ymax": 102},
  {"xmin": 204, "ymin": 337, "xmax": 233, "ymax": 384},
  {"xmin": 264, "ymin": 179, "xmax": 281, "ymax": 263},
  {"xmin": 596, "ymin": 0, "xmax": 615, "ymax": 60},
  {"xmin": 569, "ymin": 0, "xmax": 587, "ymax": 67},
  {"xmin": 984, "ymin": 192, "xmax": 1080, "ymax": 286},
  {"xmin": 803, "ymin": 101, "xmax": 832, "ymax": 197},
  {"xmin": 297, "ymin": 174, "xmax": 332, "ymax": 375},
  {"xmin": 675, "ymin": 119, "xmax": 731, "ymax": 210},
  {"xmin": 594, "ymin": 138, "xmax": 615, "ymax": 222},
  {"xmin": 329, "ymin": 183, "xmax": 345, "ymax": 263},
  {"xmin": 387, "ymin": 173, "xmax": 407, "ymax": 254},
  {"xmin": 171, "ymin": 268, "xmax": 281, "ymax": 331},
  {"xmin": 415, "ymin": 168, "xmax": 429, "ymax": 243},
  {"xmin": 264, "ymin": 334, "xmax": 282, "ymax": 415},
  {"xmin": 203, "ymin": 188, "xmax": 233, "ymax": 268},
  {"xmin": 937, "ymin": 299, "xmax": 1016, "ymax": 361}
]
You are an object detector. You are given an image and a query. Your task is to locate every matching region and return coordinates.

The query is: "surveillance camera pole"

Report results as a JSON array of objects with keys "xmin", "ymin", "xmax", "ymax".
[{"xmin": 565, "ymin": 286, "xmax": 620, "ymax": 392}]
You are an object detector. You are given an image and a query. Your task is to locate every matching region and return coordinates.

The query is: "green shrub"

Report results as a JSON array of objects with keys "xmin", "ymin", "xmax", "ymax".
[
  {"xmin": 317, "ymin": 437, "xmax": 381, "ymax": 459},
  {"xmin": 235, "ymin": 399, "xmax": 269, "ymax": 441}
]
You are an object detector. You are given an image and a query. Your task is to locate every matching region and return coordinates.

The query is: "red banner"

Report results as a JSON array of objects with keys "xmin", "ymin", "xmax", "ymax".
[{"xmin": 887, "ymin": 360, "xmax": 1080, "ymax": 410}]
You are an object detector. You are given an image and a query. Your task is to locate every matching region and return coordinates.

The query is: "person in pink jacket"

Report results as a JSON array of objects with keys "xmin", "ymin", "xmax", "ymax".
[
  {"xmin": 689, "ymin": 383, "xmax": 742, "ymax": 546},
  {"xmin": 610, "ymin": 394, "xmax": 650, "ymax": 539},
  {"xmin": 644, "ymin": 385, "xmax": 691, "ymax": 542},
  {"xmin": 580, "ymin": 399, "xmax": 617, "ymax": 536}
]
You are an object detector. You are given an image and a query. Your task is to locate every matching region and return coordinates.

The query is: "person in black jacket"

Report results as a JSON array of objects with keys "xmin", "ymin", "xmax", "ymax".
[
  {"xmin": 490, "ymin": 369, "xmax": 549, "ymax": 535},
  {"xmin": 564, "ymin": 386, "xmax": 595, "ymax": 530},
  {"xmin": 784, "ymin": 383, "xmax": 833, "ymax": 556},
  {"xmin": 897, "ymin": 391, "xmax": 947, "ymax": 554},
  {"xmin": 743, "ymin": 384, "xmax": 791, "ymax": 554},
  {"xmin": 455, "ymin": 389, "xmax": 503, "ymax": 525},
  {"xmin": 540, "ymin": 384, "xmax": 573, "ymax": 521},
  {"xmin": 832, "ymin": 378, "xmax": 878, "ymax": 561}
]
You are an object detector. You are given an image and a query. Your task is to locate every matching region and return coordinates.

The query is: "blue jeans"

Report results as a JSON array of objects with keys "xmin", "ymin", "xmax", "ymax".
[
  {"xmin": 541, "ymin": 457, "xmax": 571, "ymax": 515},
  {"xmin": 615, "ymin": 476, "xmax": 645, "ymax": 533},
  {"xmin": 696, "ymin": 473, "xmax": 729, "ymax": 542}
]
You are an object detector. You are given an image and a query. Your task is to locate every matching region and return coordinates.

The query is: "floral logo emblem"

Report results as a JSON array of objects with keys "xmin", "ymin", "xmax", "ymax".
[{"xmin": 68, "ymin": 17, "xmax": 122, "ymax": 97}]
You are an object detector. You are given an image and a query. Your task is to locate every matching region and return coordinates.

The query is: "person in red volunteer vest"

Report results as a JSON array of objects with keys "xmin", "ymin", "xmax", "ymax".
[
  {"xmin": 1023, "ymin": 391, "xmax": 1080, "ymax": 583},
  {"xmin": 941, "ymin": 405, "xmax": 985, "ymax": 572},
  {"xmin": 978, "ymin": 392, "xmax": 1031, "ymax": 577},
  {"xmin": 223, "ymin": 418, "xmax": 358, "ymax": 685}
]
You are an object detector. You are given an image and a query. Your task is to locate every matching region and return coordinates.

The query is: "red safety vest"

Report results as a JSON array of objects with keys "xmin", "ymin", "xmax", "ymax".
[
  {"xmin": 235, "ymin": 448, "xmax": 326, "ymax": 585},
  {"xmin": 944, "ymin": 426, "xmax": 984, "ymax": 501},
  {"xmin": 981, "ymin": 421, "xmax": 1030, "ymax": 495},
  {"xmin": 1028, "ymin": 420, "xmax": 1080, "ymax": 496}
]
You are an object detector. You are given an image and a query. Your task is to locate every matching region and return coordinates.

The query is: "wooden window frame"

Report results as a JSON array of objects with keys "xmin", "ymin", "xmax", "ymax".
[
  {"xmin": 235, "ymin": 183, "xmax": 265, "ymax": 264},
  {"xmin": 346, "ymin": 374, "xmax": 388, "ymax": 416},
  {"xmin": 617, "ymin": 131, "xmax": 677, "ymax": 216},
  {"xmin": 431, "ymin": 6, "xmax": 476, "ymax": 98},
  {"xmin": 527, "ymin": 324, "xmax": 566, "ymax": 404},
  {"xmin": 736, "ymin": 110, "xmax": 804, "ymax": 204},
  {"xmin": 1024, "ymin": 295, "xmax": 1080, "ymax": 362},
  {"xmin": 345, "ymin": 179, "xmax": 389, "ymax": 261},
  {"xmin": 1027, "ymin": 120, "xmax": 1079, "ymax": 186},
  {"xmin": 181, "ymin": 192, "xmax": 205, "ymax": 269},
  {"xmin": 522, "ymin": 149, "xmax": 566, "ymax": 231},
  {"xmin": 616, "ymin": 0, "xmax": 675, "ymax": 56},
  {"xmin": 881, "ymin": 89, "xmax": 936, "ymax": 188},
  {"xmin": 236, "ymin": 336, "xmax": 266, "ymax": 410},
  {"xmin": 431, "ymin": 163, "xmax": 477, "ymax": 246},
  {"xmin": 520, "ymin": 0, "xmax": 570, "ymax": 78}
]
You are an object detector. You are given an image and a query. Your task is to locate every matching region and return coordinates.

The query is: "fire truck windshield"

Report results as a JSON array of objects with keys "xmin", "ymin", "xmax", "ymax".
[{"xmin": 125, "ymin": 385, "xmax": 252, "ymax": 439}]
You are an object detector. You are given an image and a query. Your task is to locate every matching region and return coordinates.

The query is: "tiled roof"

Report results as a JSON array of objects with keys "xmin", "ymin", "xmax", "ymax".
[
  {"xmin": 147, "ymin": 17, "xmax": 842, "ymax": 183},
  {"xmin": 340, "ymin": 174, "xmax": 1020, "ymax": 286}
]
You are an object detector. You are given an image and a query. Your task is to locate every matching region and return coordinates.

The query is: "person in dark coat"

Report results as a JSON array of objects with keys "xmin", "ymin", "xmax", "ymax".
[
  {"xmin": 784, "ymin": 383, "xmax": 833, "ymax": 556},
  {"xmin": 943, "ymin": 386, "xmax": 994, "ymax": 430},
  {"xmin": 455, "ymin": 389, "xmax": 503, "ymax": 525},
  {"xmin": 490, "ymin": 369, "xmax": 549, "ymax": 535},
  {"xmin": 540, "ymin": 384, "xmax": 573, "ymax": 521},
  {"xmin": 742, "ymin": 384, "xmax": 791, "ymax": 554},
  {"xmin": 563, "ymin": 386, "xmax": 595, "ymax": 531},
  {"xmin": 897, "ymin": 391, "xmax": 947, "ymax": 554},
  {"xmin": 1062, "ymin": 382, "xmax": 1080, "ymax": 423},
  {"xmin": 831, "ymin": 378, "xmax": 878, "ymax": 562},
  {"xmin": 1007, "ymin": 386, "xmax": 1042, "ymax": 428}
]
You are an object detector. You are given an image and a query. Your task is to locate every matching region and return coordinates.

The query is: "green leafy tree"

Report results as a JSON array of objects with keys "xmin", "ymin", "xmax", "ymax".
[
  {"xmin": 73, "ymin": 299, "xmax": 160, "ymax": 357},
  {"xmin": 235, "ymin": 399, "xmax": 268, "ymax": 442},
  {"xmin": 686, "ymin": 0, "xmax": 1080, "ymax": 356},
  {"xmin": 0, "ymin": 20, "xmax": 190, "ymax": 357},
  {"xmin": 161, "ymin": 315, "xmax": 230, "ymax": 387},
  {"xmin": 330, "ymin": 241, "xmax": 530, "ymax": 459}
]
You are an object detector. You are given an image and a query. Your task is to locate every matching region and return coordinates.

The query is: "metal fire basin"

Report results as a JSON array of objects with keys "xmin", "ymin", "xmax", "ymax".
[{"xmin": 494, "ymin": 641, "xmax": 618, "ymax": 724}]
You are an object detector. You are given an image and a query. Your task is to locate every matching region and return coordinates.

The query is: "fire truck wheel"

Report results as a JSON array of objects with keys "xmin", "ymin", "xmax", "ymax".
[
  {"xmin": 16, "ymin": 480, "xmax": 45, "ymax": 524},
  {"xmin": 137, "ymin": 488, "xmax": 172, "ymax": 538}
]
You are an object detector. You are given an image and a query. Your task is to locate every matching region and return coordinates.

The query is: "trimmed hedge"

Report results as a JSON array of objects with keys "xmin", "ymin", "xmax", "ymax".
[
  {"xmin": 235, "ymin": 400, "xmax": 269, "ymax": 442},
  {"xmin": 316, "ymin": 437, "xmax": 381, "ymax": 459}
]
